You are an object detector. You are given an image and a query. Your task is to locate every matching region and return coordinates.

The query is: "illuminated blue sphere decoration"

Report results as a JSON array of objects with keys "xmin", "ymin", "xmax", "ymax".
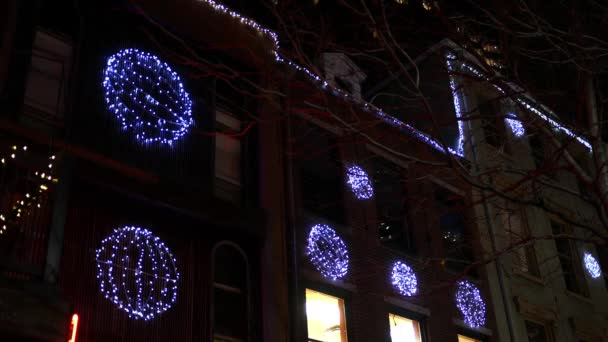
[
  {"xmin": 346, "ymin": 165, "xmax": 374, "ymax": 200},
  {"xmin": 391, "ymin": 261, "xmax": 418, "ymax": 296},
  {"xmin": 306, "ymin": 224, "xmax": 350, "ymax": 280},
  {"xmin": 95, "ymin": 226, "xmax": 180, "ymax": 320},
  {"xmin": 584, "ymin": 253, "xmax": 601, "ymax": 279},
  {"xmin": 103, "ymin": 48, "xmax": 194, "ymax": 145},
  {"xmin": 455, "ymin": 280, "xmax": 486, "ymax": 328}
]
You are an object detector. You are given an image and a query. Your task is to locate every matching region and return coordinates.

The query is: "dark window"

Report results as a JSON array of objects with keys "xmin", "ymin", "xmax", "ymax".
[
  {"xmin": 525, "ymin": 320, "xmax": 552, "ymax": 342},
  {"xmin": 298, "ymin": 125, "xmax": 344, "ymax": 224},
  {"xmin": 478, "ymin": 99, "xmax": 506, "ymax": 150},
  {"xmin": 551, "ymin": 221, "xmax": 588, "ymax": 296},
  {"xmin": 214, "ymin": 110, "xmax": 242, "ymax": 203},
  {"xmin": 213, "ymin": 243, "xmax": 248, "ymax": 341},
  {"xmin": 504, "ymin": 209, "xmax": 540, "ymax": 277},
  {"xmin": 436, "ymin": 187, "xmax": 475, "ymax": 274},
  {"xmin": 373, "ymin": 158, "xmax": 415, "ymax": 254},
  {"xmin": 597, "ymin": 246, "xmax": 608, "ymax": 290},
  {"xmin": 529, "ymin": 134, "xmax": 545, "ymax": 168}
]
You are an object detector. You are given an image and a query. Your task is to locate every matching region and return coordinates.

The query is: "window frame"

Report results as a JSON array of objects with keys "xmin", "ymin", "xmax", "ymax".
[
  {"xmin": 211, "ymin": 241, "xmax": 251, "ymax": 342},
  {"xmin": 386, "ymin": 305, "xmax": 428, "ymax": 342},
  {"xmin": 214, "ymin": 109, "xmax": 244, "ymax": 203},
  {"xmin": 302, "ymin": 282, "xmax": 353, "ymax": 342},
  {"xmin": 504, "ymin": 207, "xmax": 540, "ymax": 278},
  {"xmin": 550, "ymin": 220, "xmax": 589, "ymax": 296},
  {"xmin": 523, "ymin": 318, "xmax": 555, "ymax": 342}
]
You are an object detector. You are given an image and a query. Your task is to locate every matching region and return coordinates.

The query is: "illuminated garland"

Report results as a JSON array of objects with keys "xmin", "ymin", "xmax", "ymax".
[
  {"xmin": 445, "ymin": 55, "xmax": 466, "ymax": 156},
  {"xmin": 0, "ymin": 145, "xmax": 57, "ymax": 237},
  {"xmin": 346, "ymin": 165, "xmax": 374, "ymax": 200},
  {"xmin": 95, "ymin": 226, "xmax": 180, "ymax": 320},
  {"xmin": 103, "ymin": 48, "xmax": 194, "ymax": 145},
  {"xmin": 455, "ymin": 280, "xmax": 486, "ymax": 328},
  {"xmin": 306, "ymin": 224, "xmax": 350, "ymax": 280},
  {"xmin": 391, "ymin": 261, "xmax": 418, "ymax": 296},
  {"xmin": 583, "ymin": 253, "xmax": 601, "ymax": 279},
  {"xmin": 505, "ymin": 114, "xmax": 525, "ymax": 138}
]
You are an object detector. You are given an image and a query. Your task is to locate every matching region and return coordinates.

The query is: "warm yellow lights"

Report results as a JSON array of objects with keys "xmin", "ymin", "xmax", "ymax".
[
  {"xmin": 388, "ymin": 314, "xmax": 422, "ymax": 342},
  {"xmin": 306, "ymin": 289, "xmax": 347, "ymax": 342},
  {"xmin": 68, "ymin": 314, "xmax": 79, "ymax": 342},
  {"xmin": 458, "ymin": 335, "xmax": 480, "ymax": 342}
]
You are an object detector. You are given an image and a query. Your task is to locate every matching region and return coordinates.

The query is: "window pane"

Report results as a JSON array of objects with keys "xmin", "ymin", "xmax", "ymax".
[
  {"xmin": 388, "ymin": 313, "xmax": 421, "ymax": 342},
  {"xmin": 214, "ymin": 288, "xmax": 247, "ymax": 340},
  {"xmin": 214, "ymin": 245, "xmax": 247, "ymax": 289},
  {"xmin": 306, "ymin": 289, "xmax": 347, "ymax": 342},
  {"xmin": 525, "ymin": 320, "xmax": 549, "ymax": 342},
  {"xmin": 458, "ymin": 335, "xmax": 480, "ymax": 342}
]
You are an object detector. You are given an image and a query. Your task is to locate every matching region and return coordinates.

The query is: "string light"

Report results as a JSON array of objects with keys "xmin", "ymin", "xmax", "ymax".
[
  {"xmin": 505, "ymin": 114, "xmax": 525, "ymax": 138},
  {"xmin": 391, "ymin": 261, "xmax": 418, "ymax": 296},
  {"xmin": 306, "ymin": 224, "xmax": 350, "ymax": 280},
  {"xmin": 95, "ymin": 226, "xmax": 180, "ymax": 320},
  {"xmin": 445, "ymin": 54, "xmax": 466, "ymax": 155},
  {"xmin": 455, "ymin": 280, "xmax": 486, "ymax": 328},
  {"xmin": 584, "ymin": 253, "xmax": 601, "ymax": 279},
  {"xmin": 103, "ymin": 48, "xmax": 194, "ymax": 146},
  {"xmin": 346, "ymin": 165, "xmax": 374, "ymax": 200}
]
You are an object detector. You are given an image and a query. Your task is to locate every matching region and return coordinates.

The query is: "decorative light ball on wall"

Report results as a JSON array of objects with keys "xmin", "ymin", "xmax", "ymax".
[
  {"xmin": 391, "ymin": 261, "xmax": 418, "ymax": 296},
  {"xmin": 306, "ymin": 224, "xmax": 350, "ymax": 280},
  {"xmin": 505, "ymin": 116, "xmax": 525, "ymax": 138},
  {"xmin": 455, "ymin": 280, "xmax": 486, "ymax": 328},
  {"xmin": 95, "ymin": 226, "xmax": 180, "ymax": 320},
  {"xmin": 103, "ymin": 48, "xmax": 194, "ymax": 145},
  {"xmin": 346, "ymin": 165, "xmax": 374, "ymax": 200},
  {"xmin": 584, "ymin": 253, "xmax": 602, "ymax": 279}
]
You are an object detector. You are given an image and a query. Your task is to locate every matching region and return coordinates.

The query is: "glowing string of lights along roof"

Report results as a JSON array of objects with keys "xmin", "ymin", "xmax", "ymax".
[
  {"xmin": 346, "ymin": 165, "xmax": 374, "ymax": 200},
  {"xmin": 193, "ymin": 0, "xmax": 461, "ymax": 157},
  {"xmin": 103, "ymin": 48, "xmax": 193, "ymax": 146},
  {"xmin": 95, "ymin": 226, "xmax": 180, "ymax": 320},
  {"xmin": 584, "ymin": 253, "xmax": 602, "ymax": 279},
  {"xmin": 306, "ymin": 224, "xmax": 350, "ymax": 280},
  {"xmin": 455, "ymin": 280, "xmax": 486, "ymax": 328},
  {"xmin": 391, "ymin": 261, "xmax": 418, "ymax": 296}
]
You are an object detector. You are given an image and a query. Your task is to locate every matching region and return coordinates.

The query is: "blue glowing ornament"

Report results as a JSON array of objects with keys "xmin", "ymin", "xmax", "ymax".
[
  {"xmin": 306, "ymin": 224, "xmax": 350, "ymax": 280},
  {"xmin": 505, "ymin": 115, "xmax": 525, "ymax": 138},
  {"xmin": 103, "ymin": 49, "xmax": 194, "ymax": 145},
  {"xmin": 391, "ymin": 261, "xmax": 418, "ymax": 296},
  {"xmin": 584, "ymin": 253, "xmax": 601, "ymax": 279},
  {"xmin": 95, "ymin": 226, "xmax": 180, "ymax": 320},
  {"xmin": 455, "ymin": 280, "xmax": 486, "ymax": 328},
  {"xmin": 346, "ymin": 165, "xmax": 374, "ymax": 200}
]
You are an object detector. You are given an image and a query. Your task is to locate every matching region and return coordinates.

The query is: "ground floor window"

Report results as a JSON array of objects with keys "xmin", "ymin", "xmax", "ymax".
[
  {"xmin": 525, "ymin": 320, "xmax": 553, "ymax": 342},
  {"xmin": 305, "ymin": 288, "xmax": 348, "ymax": 342},
  {"xmin": 388, "ymin": 313, "xmax": 422, "ymax": 341},
  {"xmin": 458, "ymin": 334, "xmax": 481, "ymax": 342}
]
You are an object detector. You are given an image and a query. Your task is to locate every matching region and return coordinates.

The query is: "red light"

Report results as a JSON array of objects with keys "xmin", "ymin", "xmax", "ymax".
[{"xmin": 68, "ymin": 314, "xmax": 79, "ymax": 342}]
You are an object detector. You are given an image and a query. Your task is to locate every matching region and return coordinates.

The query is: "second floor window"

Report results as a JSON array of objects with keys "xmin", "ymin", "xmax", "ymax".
[
  {"xmin": 550, "ymin": 221, "xmax": 588, "ymax": 296},
  {"xmin": 373, "ymin": 158, "xmax": 415, "ymax": 254},
  {"xmin": 524, "ymin": 320, "xmax": 553, "ymax": 342},
  {"xmin": 436, "ymin": 187, "xmax": 475, "ymax": 274},
  {"xmin": 215, "ymin": 110, "xmax": 242, "ymax": 203},
  {"xmin": 503, "ymin": 208, "xmax": 540, "ymax": 277},
  {"xmin": 478, "ymin": 99, "xmax": 506, "ymax": 150}
]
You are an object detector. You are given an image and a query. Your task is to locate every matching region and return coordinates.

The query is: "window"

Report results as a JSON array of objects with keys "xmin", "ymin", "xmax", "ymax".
[
  {"xmin": 551, "ymin": 221, "xmax": 588, "ymax": 296},
  {"xmin": 436, "ymin": 187, "xmax": 475, "ymax": 274},
  {"xmin": 213, "ymin": 243, "xmax": 249, "ymax": 342},
  {"xmin": 388, "ymin": 313, "xmax": 422, "ymax": 342},
  {"xmin": 305, "ymin": 288, "xmax": 347, "ymax": 342},
  {"xmin": 529, "ymin": 134, "xmax": 545, "ymax": 168},
  {"xmin": 373, "ymin": 158, "xmax": 414, "ymax": 254},
  {"xmin": 597, "ymin": 246, "xmax": 608, "ymax": 290},
  {"xmin": 525, "ymin": 320, "xmax": 553, "ymax": 342},
  {"xmin": 297, "ymin": 124, "xmax": 345, "ymax": 224},
  {"xmin": 23, "ymin": 29, "xmax": 72, "ymax": 122},
  {"xmin": 215, "ymin": 111, "xmax": 242, "ymax": 202},
  {"xmin": 458, "ymin": 334, "xmax": 481, "ymax": 342},
  {"xmin": 478, "ymin": 99, "xmax": 506, "ymax": 150},
  {"xmin": 503, "ymin": 209, "xmax": 540, "ymax": 276}
]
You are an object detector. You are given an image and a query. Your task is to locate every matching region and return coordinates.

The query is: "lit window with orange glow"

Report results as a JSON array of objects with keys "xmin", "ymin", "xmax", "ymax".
[
  {"xmin": 305, "ymin": 289, "xmax": 348, "ymax": 342},
  {"xmin": 388, "ymin": 313, "xmax": 422, "ymax": 342},
  {"xmin": 458, "ymin": 335, "xmax": 481, "ymax": 342},
  {"xmin": 68, "ymin": 314, "xmax": 79, "ymax": 342}
]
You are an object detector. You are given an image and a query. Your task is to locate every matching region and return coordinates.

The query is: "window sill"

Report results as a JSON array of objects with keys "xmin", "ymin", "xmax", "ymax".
[
  {"xmin": 452, "ymin": 318, "xmax": 493, "ymax": 336},
  {"xmin": 384, "ymin": 296, "xmax": 430, "ymax": 316},
  {"xmin": 564, "ymin": 290, "xmax": 592, "ymax": 305},
  {"xmin": 513, "ymin": 269, "xmax": 544, "ymax": 286},
  {"xmin": 301, "ymin": 269, "xmax": 357, "ymax": 292}
]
